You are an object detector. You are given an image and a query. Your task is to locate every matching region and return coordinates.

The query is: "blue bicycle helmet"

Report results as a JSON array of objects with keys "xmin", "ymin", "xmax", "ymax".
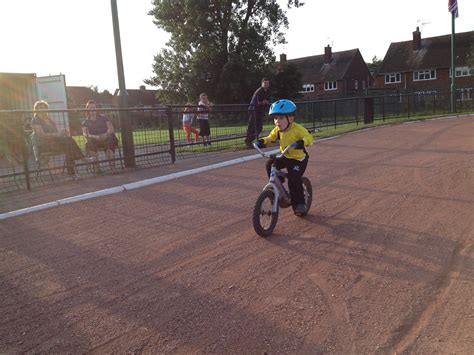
[{"xmin": 268, "ymin": 99, "xmax": 297, "ymax": 116}]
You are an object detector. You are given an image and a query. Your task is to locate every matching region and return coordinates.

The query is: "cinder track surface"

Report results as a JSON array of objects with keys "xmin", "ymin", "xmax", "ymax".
[{"xmin": 1, "ymin": 117, "xmax": 473, "ymax": 354}]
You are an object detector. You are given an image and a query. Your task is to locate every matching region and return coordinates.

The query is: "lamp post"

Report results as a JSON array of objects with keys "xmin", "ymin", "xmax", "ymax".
[
  {"xmin": 450, "ymin": 11, "xmax": 456, "ymax": 113},
  {"xmin": 111, "ymin": 0, "xmax": 135, "ymax": 167}
]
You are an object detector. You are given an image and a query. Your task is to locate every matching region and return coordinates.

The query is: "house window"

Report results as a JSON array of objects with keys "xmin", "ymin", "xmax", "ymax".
[
  {"xmin": 450, "ymin": 66, "xmax": 472, "ymax": 77},
  {"xmin": 354, "ymin": 80, "xmax": 358, "ymax": 90},
  {"xmin": 300, "ymin": 84, "xmax": 314, "ymax": 93},
  {"xmin": 385, "ymin": 73, "xmax": 401, "ymax": 84},
  {"xmin": 324, "ymin": 81, "xmax": 337, "ymax": 91},
  {"xmin": 362, "ymin": 81, "xmax": 366, "ymax": 89},
  {"xmin": 413, "ymin": 69, "xmax": 436, "ymax": 81}
]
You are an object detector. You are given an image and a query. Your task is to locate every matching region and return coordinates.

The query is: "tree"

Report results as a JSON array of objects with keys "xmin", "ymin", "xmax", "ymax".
[
  {"xmin": 145, "ymin": 0, "xmax": 304, "ymax": 104},
  {"xmin": 469, "ymin": 43, "xmax": 474, "ymax": 70},
  {"xmin": 270, "ymin": 63, "xmax": 303, "ymax": 100},
  {"xmin": 366, "ymin": 55, "xmax": 382, "ymax": 74}
]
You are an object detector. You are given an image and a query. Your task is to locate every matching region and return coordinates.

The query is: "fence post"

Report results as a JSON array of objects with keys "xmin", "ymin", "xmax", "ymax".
[
  {"xmin": 21, "ymin": 129, "xmax": 31, "ymax": 191},
  {"xmin": 318, "ymin": 102, "xmax": 321, "ymax": 128},
  {"xmin": 167, "ymin": 106, "xmax": 176, "ymax": 164},
  {"xmin": 433, "ymin": 93, "xmax": 436, "ymax": 116},
  {"xmin": 334, "ymin": 100, "xmax": 337, "ymax": 129},
  {"xmin": 363, "ymin": 97, "xmax": 374, "ymax": 124},
  {"xmin": 119, "ymin": 106, "xmax": 136, "ymax": 168},
  {"xmin": 355, "ymin": 98, "xmax": 359, "ymax": 126},
  {"xmin": 382, "ymin": 96, "xmax": 386, "ymax": 122},
  {"xmin": 407, "ymin": 94, "xmax": 410, "ymax": 119}
]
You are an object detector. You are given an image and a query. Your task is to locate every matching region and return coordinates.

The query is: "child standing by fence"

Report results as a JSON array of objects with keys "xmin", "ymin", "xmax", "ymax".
[
  {"xmin": 197, "ymin": 93, "xmax": 212, "ymax": 146},
  {"xmin": 182, "ymin": 104, "xmax": 199, "ymax": 143}
]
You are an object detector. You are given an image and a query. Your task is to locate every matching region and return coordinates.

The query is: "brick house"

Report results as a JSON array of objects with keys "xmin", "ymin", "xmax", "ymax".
[
  {"xmin": 374, "ymin": 28, "xmax": 474, "ymax": 97},
  {"xmin": 68, "ymin": 85, "xmax": 159, "ymax": 109},
  {"xmin": 278, "ymin": 46, "xmax": 373, "ymax": 100},
  {"xmin": 113, "ymin": 85, "xmax": 159, "ymax": 107},
  {"xmin": 67, "ymin": 86, "xmax": 115, "ymax": 108}
]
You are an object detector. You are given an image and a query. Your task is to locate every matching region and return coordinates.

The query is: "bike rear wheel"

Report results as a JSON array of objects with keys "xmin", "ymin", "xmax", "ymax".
[
  {"xmin": 292, "ymin": 177, "xmax": 313, "ymax": 216},
  {"xmin": 253, "ymin": 189, "xmax": 279, "ymax": 237},
  {"xmin": 302, "ymin": 177, "xmax": 313, "ymax": 215}
]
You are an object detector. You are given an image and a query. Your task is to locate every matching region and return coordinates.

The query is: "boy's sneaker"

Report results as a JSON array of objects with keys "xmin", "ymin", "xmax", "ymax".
[{"xmin": 294, "ymin": 204, "xmax": 306, "ymax": 216}]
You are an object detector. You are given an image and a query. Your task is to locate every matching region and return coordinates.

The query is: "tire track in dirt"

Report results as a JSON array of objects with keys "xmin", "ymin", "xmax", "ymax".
[
  {"xmin": 306, "ymin": 265, "xmax": 356, "ymax": 353},
  {"xmin": 382, "ymin": 230, "xmax": 472, "ymax": 354}
]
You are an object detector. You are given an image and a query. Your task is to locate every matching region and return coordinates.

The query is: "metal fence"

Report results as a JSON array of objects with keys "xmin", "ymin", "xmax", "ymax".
[{"xmin": 0, "ymin": 90, "xmax": 472, "ymax": 193}]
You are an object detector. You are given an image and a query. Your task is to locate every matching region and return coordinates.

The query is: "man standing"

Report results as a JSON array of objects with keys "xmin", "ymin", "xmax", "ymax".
[{"xmin": 245, "ymin": 78, "xmax": 271, "ymax": 148}]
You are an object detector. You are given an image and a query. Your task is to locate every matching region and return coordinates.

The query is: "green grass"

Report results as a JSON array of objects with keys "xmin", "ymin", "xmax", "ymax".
[{"xmin": 16, "ymin": 110, "xmax": 474, "ymax": 158}]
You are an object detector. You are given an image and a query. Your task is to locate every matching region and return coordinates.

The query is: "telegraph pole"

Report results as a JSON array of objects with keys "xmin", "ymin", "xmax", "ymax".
[
  {"xmin": 450, "ymin": 11, "xmax": 456, "ymax": 113},
  {"xmin": 111, "ymin": 0, "xmax": 135, "ymax": 167}
]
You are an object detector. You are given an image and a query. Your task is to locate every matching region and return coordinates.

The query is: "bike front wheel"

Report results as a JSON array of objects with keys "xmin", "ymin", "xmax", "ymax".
[{"xmin": 253, "ymin": 189, "xmax": 279, "ymax": 237}]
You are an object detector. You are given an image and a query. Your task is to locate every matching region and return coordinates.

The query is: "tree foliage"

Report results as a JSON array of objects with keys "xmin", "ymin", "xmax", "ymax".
[
  {"xmin": 469, "ymin": 43, "xmax": 474, "ymax": 69},
  {"xmin": 146, "ymin": 0, "xmax": 303, "ymax": 104},
  {"xmin": 270, "ymin": 63, "xmax": 303, "ymax": 101},
  {"xmin": 366, "ymin": 55, "xmax": 382, "ymax": 73}
]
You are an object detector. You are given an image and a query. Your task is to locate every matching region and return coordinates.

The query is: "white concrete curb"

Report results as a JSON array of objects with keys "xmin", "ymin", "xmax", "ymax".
[
  {"xmin": 0, "ymin": 152, "xmax": 273, "ymax": 220},
  {"xmin": 0, "ymin": 201, "xmax": 60, "ymax": 220}
]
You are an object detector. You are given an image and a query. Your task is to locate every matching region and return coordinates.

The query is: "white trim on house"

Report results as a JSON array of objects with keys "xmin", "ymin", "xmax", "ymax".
[
  {"xmin": 413, "ymin": 69, "xmax": 436, "ymax": 81},
  {"xmin": 385, "ymin": 72, "xmax": 401, "ymax": 84},
  {"xmin": 324, "ymin": 81, "xmax": 337, "ymax": 91},
  {"xmin": 300, "ymin": 83, "xmax": 315, "ymax": 93}
]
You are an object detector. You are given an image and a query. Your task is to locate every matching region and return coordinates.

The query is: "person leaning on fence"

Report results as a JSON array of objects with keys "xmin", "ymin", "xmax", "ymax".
[
  {"xmin": 182, "ymin": 103, "xmax": 200, "ymax": 143},
  {"xmin": 245, "ymin": 77, "xmax": 271, "ymax": 148},
  {"xmin": 30, "ymin": 100, "xmax": 84, "ymax": 177},
  {"xmin": 197, "ymin": 93, "xmax": 213, "ymax": 146},
  {"xmin": 81, "ymin": 100, "xmax": 119, "ymax": 172}
]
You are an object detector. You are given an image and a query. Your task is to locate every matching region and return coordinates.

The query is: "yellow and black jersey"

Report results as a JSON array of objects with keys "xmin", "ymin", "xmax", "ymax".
[{"xmin": 262, "ymin": 122, "xmax": 314, "ymax": 160}]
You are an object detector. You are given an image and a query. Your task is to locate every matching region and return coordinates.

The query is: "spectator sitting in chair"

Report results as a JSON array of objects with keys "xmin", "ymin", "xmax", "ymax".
[
  {"xmin": 81, "ymin": 100, "xmax": 119, "ymax": 173},
  {"xmin": 31, "ymin": 100, "xmax": 84, "ymax": 177}
]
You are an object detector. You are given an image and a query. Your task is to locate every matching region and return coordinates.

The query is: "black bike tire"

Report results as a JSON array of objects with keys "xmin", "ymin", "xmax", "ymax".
[
  {"xmin": 301, "ymin": 177, "xmax": 313, "ymax": 215},
  {"xmin": 252, "ymin": 189, "xmax": 279, "ymax": 237},
  {"xmin": 292, "ymin": 177, "xmax": 313, "ymax": 216}
]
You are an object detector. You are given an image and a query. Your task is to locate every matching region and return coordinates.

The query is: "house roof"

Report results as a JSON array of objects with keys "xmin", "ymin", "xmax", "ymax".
[
  {"xmin": 67, "ymin": 86, "xmax": 115, "ymax": 108},
  {"xmin": 113, "ymin": 88, "xmax": 159, "ymax": 107},
  {"xmin": 282, "ymin": 49, "xmax": 360, "ymax": 83},
  {"xmin": 377, "ymin": 30, "xmax": 474, "ymax": 74}
]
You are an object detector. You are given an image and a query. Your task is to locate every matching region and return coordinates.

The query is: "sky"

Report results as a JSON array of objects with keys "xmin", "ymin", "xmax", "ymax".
[{"xmin": 1, "ymin": 0, "xmax": 473, "ymax": 94}]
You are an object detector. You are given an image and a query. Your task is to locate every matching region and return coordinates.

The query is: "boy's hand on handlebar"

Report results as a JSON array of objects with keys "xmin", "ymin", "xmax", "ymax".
[
  {"xmin": 255, "ymin": 139, "xmax": 266, "ymax": 148},
  {"xmin": 294, "ymin": 140, "xmax": 305, "ymax": 149}
]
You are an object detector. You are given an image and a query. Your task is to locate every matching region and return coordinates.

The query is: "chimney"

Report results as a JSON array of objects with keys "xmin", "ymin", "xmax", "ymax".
[
  {"xmin": 139, "ymin": 85, "xmax": 146, "ymax": 91},
  {"xmin": 279, "ymin": 53, "xmax": 287, "ymax": 63},
  {"xmin": 324, "ymin": 45, "xmax": 332, "ymax": 63},
  {"xmin": 412, "ymin": 27, "xmax": 421, "ymax": 50}
]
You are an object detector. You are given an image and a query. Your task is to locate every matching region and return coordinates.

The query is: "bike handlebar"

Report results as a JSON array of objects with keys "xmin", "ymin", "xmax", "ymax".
[{"xmin": 253, "ymin": 141, "xmax": 297, "ymax": 159}]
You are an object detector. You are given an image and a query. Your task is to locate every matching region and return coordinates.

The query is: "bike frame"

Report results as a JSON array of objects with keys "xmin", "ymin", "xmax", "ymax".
[{"xmin": 254, "ymin": 143, "xmax": 295, "ymax": 213}]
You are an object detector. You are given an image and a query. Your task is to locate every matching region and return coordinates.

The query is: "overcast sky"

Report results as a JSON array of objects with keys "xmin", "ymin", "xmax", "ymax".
[{"xmin": 1, "ymin": 0, "xmax": 472, "ymax": 93}]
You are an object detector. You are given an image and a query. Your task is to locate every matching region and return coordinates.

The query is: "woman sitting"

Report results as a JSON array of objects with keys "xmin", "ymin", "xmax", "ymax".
[
  {"xmin": 81, "ymin": 100, "xmax": 119, "ymax": 172},
  {"xmin": 30, "ymin": 100, "xmax": 84, "ymax": 177}
]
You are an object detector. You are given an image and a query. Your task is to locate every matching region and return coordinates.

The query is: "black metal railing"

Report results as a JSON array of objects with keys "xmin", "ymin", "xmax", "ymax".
[{"xmin": 0, "ymin": 90, "xmax": 472, "ymax": 193}]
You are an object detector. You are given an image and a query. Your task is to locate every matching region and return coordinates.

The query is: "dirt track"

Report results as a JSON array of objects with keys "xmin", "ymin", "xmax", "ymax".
[{"xmin": 1, "ymin": 117, "xmax": 473, "ymax": 354}]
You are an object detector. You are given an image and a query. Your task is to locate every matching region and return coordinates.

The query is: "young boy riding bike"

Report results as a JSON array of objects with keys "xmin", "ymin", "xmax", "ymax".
[{"xmin": 255, "ymin": 99, "xmax": 314, "ymax": 216}]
